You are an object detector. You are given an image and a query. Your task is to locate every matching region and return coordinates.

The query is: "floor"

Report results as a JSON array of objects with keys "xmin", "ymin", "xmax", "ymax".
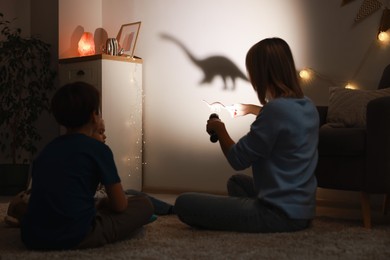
[
  {"xmin": 1, "ymin": 193, "xmax": 390, "ymax": 225},
  {"xmin": 147, "ymin": 193, "xmax": 390, "ymax": 225},
  {"xmin": 130, "ymin": 193, "xmax": 390, "ymax": 224},
  {"xmin": 0, "ymin": 193, "xmax": 175, "ymax": 204}
]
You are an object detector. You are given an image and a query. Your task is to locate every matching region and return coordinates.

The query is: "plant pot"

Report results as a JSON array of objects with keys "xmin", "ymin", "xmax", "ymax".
[{"xmin": 0, "ymin": 164, "xmax": 30, "ymax": 195}]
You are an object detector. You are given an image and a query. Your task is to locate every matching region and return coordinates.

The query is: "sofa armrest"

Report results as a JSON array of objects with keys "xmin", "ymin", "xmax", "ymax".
[
  {"xmin": 365, "ymin": 96, "xmax": 390, "ymax": 192},
  {"xmin": 316, "ymin": 106, "xmax": 328, "ymax": 127}
]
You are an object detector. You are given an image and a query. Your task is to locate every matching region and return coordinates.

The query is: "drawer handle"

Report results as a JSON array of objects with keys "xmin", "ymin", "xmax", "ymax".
[{"xmin": 76, "ymin": 70, "xmax": 85, "ymax": 76}]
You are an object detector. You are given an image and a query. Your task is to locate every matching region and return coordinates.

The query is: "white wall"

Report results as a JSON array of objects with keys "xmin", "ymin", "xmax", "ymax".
[{"xmin": 58, "ymin": 0, "xmax": 390, "ymax": 200}]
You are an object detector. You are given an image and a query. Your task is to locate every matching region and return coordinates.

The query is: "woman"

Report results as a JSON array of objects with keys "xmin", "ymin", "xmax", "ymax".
[{"xmin": 174, "ymin": 38, "xmax": 319, "ymax": 233}]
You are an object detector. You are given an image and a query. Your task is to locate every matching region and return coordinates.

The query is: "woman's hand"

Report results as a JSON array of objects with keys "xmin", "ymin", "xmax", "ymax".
[
  {"xmin": 206, "ymin": 117, "xmax": 235, "ymax": 158},
  {"xmin": 206, "ymin": 116, "xmax": 224, "ymax": 136},
  {"xmin": 226, "ymin": 104, "xmax": 261, "ymax": 117}
]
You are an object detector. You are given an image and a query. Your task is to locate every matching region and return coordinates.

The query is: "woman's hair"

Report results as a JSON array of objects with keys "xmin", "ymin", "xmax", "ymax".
[
  {"xmin": 51, "ymin": 81, "xmax": 100, "ymax": 128},
  {"xmin": 245, "ymin": 37, "xmax": 303, "ymax": 105}
]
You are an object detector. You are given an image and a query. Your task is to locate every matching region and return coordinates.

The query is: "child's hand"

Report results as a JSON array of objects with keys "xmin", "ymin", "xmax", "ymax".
[{"xmin": 95, "ymin": 197, "xmax": 109, "ymax": 209}]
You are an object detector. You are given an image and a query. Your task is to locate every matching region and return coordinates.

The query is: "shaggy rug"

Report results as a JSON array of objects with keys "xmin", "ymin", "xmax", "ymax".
[{"xmin": 1, "ymin": 200, "xmax": 390, "ymax": 260}]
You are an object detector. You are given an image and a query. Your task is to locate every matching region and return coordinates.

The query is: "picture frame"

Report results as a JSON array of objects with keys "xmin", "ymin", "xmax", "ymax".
[{"xmin": 116, "ymin": 21, "xmax": 141, "ymax": 57}]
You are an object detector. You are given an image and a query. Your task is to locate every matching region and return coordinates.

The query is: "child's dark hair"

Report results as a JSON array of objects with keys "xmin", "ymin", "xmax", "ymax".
[{"xmin": 51, "ymin": 81, "xmax": 100, "ymax": 128}]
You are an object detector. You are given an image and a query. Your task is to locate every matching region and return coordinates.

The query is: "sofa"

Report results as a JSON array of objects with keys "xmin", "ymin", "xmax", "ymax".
[{"xmin": 315, "ymin": 64, "xmax": 390, "ymax": 228}]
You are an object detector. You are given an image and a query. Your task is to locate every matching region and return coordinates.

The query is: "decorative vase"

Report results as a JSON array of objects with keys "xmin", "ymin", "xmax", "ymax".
[{"xmin": 105, "ymin": 38, "xmax": 119, "ymax": 56}]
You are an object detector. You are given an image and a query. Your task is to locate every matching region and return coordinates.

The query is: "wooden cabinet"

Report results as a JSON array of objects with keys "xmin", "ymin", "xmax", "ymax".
[{"xmin": 59, "ymin": 54, "xmax": 143, "ymax": 190}]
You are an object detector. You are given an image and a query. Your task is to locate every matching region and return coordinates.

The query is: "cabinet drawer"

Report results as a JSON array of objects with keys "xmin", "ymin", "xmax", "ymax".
[
  {"xmin": 68, "ymin": 67, "xmax": 96, "ymax": 83},
  {"xmin": 59, "ymin": 62, "xmax": 100, "ymax": 86}
]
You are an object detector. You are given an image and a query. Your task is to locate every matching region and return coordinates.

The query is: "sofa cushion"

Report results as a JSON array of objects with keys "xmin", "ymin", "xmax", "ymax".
[
  {"xmin": 318, "ymin": 124, "xmax": 366, "ymax": 156},
  {"xmin": 326, "ymin": 87, "xmax": 390, "ymax": 128}
]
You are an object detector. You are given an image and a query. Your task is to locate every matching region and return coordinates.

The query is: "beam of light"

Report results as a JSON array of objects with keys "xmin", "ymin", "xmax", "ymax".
[{"xmin": 202, "ymin": 100, "xmax": 236, "ymax": 117}]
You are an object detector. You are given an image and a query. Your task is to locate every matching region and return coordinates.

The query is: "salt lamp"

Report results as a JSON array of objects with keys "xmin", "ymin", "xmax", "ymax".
[{"xmin": 78, "ymin": 32, "xmax": 95, "ymax": 56}]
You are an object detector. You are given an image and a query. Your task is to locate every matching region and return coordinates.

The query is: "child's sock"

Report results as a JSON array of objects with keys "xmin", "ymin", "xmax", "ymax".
[{"xmin": 148, "ymin": 214, "xmax": 158, "ymax": 223}]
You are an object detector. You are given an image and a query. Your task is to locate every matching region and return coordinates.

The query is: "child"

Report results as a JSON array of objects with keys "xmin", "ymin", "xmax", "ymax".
[
  {"xmin": 20, "ymin": 81, "xmax": 154, "ymax": 250},
  {"xmin": 91, "ymin": 117, "xmax": 109, "ymax": 201},
  {"xmin": 174, "ymin": 38, "xmax": 319, "ymax": 233},
  {"xmin": 5, "ymin": 118, "xmax": 107, "ymax": 226},
  {"xmin": 89, "ymin": 118, "xmax": 166, "ymax": 218},
  {"xmin": 5, "ymin": 117, "xmax": 161, "ymax": 227},
  {"xmin": 91, "ymin": 117, "xmax": 107, "ymax": 143}
]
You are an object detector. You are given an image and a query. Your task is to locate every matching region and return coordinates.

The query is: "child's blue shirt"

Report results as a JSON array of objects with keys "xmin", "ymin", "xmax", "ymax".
[{"xmin": 21, "ymin": 133, "xmax": 120, "ymax": 250}]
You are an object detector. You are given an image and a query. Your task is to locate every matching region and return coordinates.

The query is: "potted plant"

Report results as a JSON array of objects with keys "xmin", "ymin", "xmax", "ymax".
[{"xmin": 0, "ymin": 13, "xmax": 56, "ymax": 195}]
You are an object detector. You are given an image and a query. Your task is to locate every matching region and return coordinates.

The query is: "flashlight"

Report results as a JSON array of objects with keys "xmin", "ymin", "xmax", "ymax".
[{"xmin": 209, "ymin": 113, "xmax": 219, "ymax": 143}]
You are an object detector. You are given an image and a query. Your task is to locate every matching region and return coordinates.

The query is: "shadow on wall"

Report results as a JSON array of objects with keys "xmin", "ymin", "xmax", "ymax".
[
  {"xmin": 160, "ymin": 33, "xmax": 248, "ymax": 91},
  {"xmin": 60, "ymin": 26, "xmax": 108, "ymax": 58}
]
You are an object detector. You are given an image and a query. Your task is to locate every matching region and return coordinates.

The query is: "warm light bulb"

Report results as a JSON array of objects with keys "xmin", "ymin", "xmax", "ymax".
[
  {"xmin": 299, "ymin": 69, "xmax": 312, "ymax": 80},
  {"xmin": 378, "ymin": 31, "xmax": 390, "ymax": 43},
  {"xmin": 345, "ymin": 83, "xmax": 357, "ymax": 89}
]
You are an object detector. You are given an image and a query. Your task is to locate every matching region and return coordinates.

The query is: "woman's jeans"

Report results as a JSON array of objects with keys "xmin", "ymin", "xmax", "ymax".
[{"xmin": 174, "ymin": 174, "xmax": 310, "ymax": 233}]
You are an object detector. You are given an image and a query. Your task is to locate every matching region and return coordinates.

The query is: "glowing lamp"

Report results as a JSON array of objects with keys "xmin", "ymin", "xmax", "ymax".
[
  {"xmin": 345, "ymin": 82, "xmax": 357, "ymax": 89},
  {"xmin": 378, "ymin": 31, "xmax": 389, "ymax": 42},
  {"xmin": 78, "ymin": 32, "xmax": 95, "ymax": 56},
  {"xmin": 299, "ymin": 69, "xmax": 312, "ymax": 80},
  {"xmin": 378, "ymin": 8, "xmax": 390, "ymax": 44}
]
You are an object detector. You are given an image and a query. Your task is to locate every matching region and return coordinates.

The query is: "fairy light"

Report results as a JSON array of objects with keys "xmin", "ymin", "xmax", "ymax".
[
  {"xmin": 298, "ymin": 65, "xmax": 367, "ymax": 90},
  {"xmin": 298, "ymin": 68, "xmax": 363, "ymax": 90},
  {"xmin": 118, "ymin": 62, "xmax": 144, "ymax": 185},
  {"xmin": 299, "ymin": 67, "xmax": 347, "ymax": 87},
  {"xmin": 299, "ymin": 68, "xmax": 312, "ymax": 81},
  {"xmin": 345, "ymin": 82, "xmax": 358, "ymax": 89},
  {"xmin": 378, "ymin": 7, "xmax": 390, "ymax": 44},
  {"xmin": 298, "ymin": 16, "xmax": 389, "ymax": 90},
  {"xmin": 378, "ymin": 31, "xmax": 390, "ymax": 43}
]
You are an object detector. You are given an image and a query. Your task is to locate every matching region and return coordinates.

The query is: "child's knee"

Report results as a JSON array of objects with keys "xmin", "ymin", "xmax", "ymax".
[{"xmin": 128, "ymin": 195, "xmax": 154, "ymax": 216}]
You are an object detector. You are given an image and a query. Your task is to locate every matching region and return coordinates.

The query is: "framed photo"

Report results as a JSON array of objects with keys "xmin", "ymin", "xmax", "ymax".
[{"xmin": 116, "ymin": 21, "xmax": 141, "ymax": 57}]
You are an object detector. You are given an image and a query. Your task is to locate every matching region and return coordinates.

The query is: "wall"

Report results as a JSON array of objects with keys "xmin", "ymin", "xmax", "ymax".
[
  {"xmin": 58, "ymin": 0, "xmax": 390, "ymax": 204},
  {"xmin": 0, "ymin": 0, "xmax": 31, "ymax": 36},
  {"xmin": 0, "ymin": 0, "xmax": 59, "ymax": 162},
  {"xmin": 59, "ymin": 0, "xmax": 103, "ymax": 58},
  {"xmin": 30, "ymin": 0, "xmax": 60, "ymax": 156}
]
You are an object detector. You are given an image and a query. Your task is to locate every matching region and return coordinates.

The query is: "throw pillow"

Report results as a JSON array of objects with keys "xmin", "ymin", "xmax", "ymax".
[{"xmin": 326, "ymin": 87, "xmax": 390, "ymax": 128}]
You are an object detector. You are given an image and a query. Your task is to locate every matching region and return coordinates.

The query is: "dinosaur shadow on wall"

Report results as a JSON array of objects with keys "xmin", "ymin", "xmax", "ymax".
[{"xmin": 160, "ymin": 33, "xmax": 248, "ymax": 91}]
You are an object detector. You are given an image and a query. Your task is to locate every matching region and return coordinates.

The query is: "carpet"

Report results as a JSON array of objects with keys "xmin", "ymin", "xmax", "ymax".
[{"xmin": 1, "ymin": 201, "xmax": 390, "ymax": 260}]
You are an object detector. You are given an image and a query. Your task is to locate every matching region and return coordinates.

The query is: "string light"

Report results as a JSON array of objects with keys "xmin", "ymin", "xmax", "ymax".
[
  {"xmin": 117, "ymin": 63, "xmax": 143, "ymax": 186},
  {"xmin": 299, "ymin": 68, "xmax": 345, "ymax": 86},
  {"xmin": 378, "ymin": 31, "xmax": 390, "ymax": 43},
  {"xmin": 345, "ymin": 82, "xmax": 358, "ymax": 89},
  {"xmin": 299, "ymin": 68, "xmax": 361, "ymax": 89},
  {"xmin": 378, "ymin": 7, "xmax": 390, "ymax": 43},
  {"xmin": 299, "ymin": 68, "xmax": 313, "ymax": 81},
  {"xmin": 298, "ymin": 16, "xmax": 390, "ymax": 91}
]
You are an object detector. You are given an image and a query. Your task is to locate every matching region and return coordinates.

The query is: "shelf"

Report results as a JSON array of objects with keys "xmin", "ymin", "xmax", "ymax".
[{"xmin": 59, "ymin": 54, "xmax": 143, "ymax": 64}]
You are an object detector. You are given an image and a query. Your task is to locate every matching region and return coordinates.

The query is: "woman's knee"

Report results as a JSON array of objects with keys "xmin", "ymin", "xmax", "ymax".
[
  {"xmin": 174, "ymin": 193, "xmax": 192, "ymax": 213},
  {"xmin": 174, "ymin": 192, "xmax": 206, "ymax": 217},
  {"xmin": 227, "ymin": 174, "xmax": 255, "ymax": 197}
]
